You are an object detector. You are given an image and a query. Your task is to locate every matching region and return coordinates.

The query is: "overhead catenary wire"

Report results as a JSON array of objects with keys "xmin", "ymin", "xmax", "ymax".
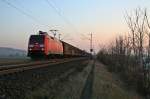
[
  {"xmin": 45, "ymin": 0, "xmax": 78, "ymax": 32},
  {"xmin": 2, "ymin": 0, "xmax": 52, "ymax": 29},
  {"xmin": 45, "ymin": 0, "xmax": 88, "ymax": 40}
]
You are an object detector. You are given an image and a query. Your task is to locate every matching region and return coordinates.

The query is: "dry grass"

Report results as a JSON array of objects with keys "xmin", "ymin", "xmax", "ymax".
[{"xmin": 92, "ymin": 61, "xmax": 143, "ymax": 99}]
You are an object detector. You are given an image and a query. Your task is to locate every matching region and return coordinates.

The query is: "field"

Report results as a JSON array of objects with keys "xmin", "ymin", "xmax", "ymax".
[{"xmin": 0, "ymin": 58, "xmax": 30, "ymax": 65}]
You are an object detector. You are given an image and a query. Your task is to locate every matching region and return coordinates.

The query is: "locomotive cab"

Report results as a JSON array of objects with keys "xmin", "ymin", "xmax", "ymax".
[{"xmin": 27, "ymin": 35, "xmax": 45, "ymax": 57}]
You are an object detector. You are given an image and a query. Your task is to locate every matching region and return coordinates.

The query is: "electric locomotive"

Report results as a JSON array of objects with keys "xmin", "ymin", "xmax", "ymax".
[{"xmin": 27, "ymin": 31, "xmax": 63, "ymax": 58}]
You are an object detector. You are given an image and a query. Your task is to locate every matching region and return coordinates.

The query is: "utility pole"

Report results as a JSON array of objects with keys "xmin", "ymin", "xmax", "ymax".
[
  {"xmin": 90, "ymin": 33, "xmax": 93, "ymax": 54},
  {"xmin": 89, "ymin": 33, "xmax": 94, "ymax": 60},
  {"xmin": 50, "ymin": 29, "xmax": 58, "ymax": 38}
]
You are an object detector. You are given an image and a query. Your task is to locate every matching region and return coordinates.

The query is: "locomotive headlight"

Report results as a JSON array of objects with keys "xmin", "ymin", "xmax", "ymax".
[
  {"xmin": 41, "ymin": 48, "xmax": 44, "ymax": 51},
  {"xmin": 29, "ymin": 48, "xmax": 32, "ymax": 51},
  {"xmin": 29, "ymin": 45, "xmax": 34, "ymax": 47},
  {"xmin": 40, "ymin": 44, "xmax": 44, "ymax": 47}
]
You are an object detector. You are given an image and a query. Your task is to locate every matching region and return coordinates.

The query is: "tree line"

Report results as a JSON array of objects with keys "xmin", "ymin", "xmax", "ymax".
[{"xmin": 97, "ymin": 8, "xmax": 150, "ymax": 97}]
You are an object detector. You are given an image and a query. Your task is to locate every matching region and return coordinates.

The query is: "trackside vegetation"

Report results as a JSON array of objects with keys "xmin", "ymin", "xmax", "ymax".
[{"xmin": 97, "ymin": 8, "xmax": 150, "ymax": 98}]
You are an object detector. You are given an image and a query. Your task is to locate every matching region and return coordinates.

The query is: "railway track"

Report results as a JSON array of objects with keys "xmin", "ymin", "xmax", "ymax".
[
  {"xmin": 0, "ymin": 57, "xmax": 87, "ymax": 75},
  {"xmin": 0, "ymin": 57, "xmax": 89, "ymax": 99}
]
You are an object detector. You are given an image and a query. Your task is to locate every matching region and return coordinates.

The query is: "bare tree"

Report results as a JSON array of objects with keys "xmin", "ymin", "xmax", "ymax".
[
  {"xmin": 125, "ymin": 8, "xmax": 148, "ymax": 65},
  {"xmin": 145, "ymin": 9, "xmax": 150, "ymax": 58},
  {"xmin": 125, "ymin": 11, "xmax": 137, "ymax": 55},
  {"xmin": 123, "ymin": 34, "xmax": 132, "ymax": 55}
]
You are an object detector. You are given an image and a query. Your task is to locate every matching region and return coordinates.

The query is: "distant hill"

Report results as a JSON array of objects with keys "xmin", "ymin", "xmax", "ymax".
[{"xmin": 0, "ymin": 47, "xmax": 27, "ymax": 58}]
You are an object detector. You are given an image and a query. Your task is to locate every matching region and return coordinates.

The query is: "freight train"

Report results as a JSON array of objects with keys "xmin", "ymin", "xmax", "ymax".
[{"xmin": 27, "ymin": 31, "xmax": 90, "ymax": 59}]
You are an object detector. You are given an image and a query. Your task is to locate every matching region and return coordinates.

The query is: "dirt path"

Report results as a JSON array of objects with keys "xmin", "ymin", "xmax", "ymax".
[{"xmin": 80, "ymin": 60, "xmax": 95, "ymax": 99}]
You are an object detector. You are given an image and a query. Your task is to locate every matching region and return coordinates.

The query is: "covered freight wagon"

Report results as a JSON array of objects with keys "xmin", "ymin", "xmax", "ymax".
[{"xmin": 62, "ymin": 41, "xmax": 84, "ymax": 57}]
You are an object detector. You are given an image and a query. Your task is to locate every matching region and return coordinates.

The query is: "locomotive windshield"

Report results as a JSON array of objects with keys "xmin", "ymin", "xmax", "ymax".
[{"xmin": 29, "ymin": 35, "xmax": 44, "ymax": 44}]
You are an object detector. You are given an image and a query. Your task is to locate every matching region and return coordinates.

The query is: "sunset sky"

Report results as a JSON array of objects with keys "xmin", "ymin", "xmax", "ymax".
[{"xmin": 0, "ymin": 0, "xmax": 150, "ymax": 52}]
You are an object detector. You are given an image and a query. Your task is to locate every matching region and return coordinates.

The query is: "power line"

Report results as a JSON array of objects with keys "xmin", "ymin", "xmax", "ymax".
[
  {"xmin": 45, "ymin": 0, "xmax": 87, "ymax": 39},
  {"xmin": 45, "ymin": 0, "xmax": 78, "ymax": 31},
  {"xmin": 2, "ymin": 0, "xmax": 51, "ymax": 29},
  {"xmin": 49, "ymin": 0, "xmax": 62, "ymax": 15},
  {"xmin": 45, "ymin": 0, "xmax": 92, "ymax": 46}
]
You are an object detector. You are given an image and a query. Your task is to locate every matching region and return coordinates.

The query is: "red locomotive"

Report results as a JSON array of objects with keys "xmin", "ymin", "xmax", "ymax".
[
  {"xmin": 28, "ymin": 31, "xmax": 89, "ymax": 59},
  {"xmin": 28, "ymin": 31, "xmax": 63, "ymax": 58}
]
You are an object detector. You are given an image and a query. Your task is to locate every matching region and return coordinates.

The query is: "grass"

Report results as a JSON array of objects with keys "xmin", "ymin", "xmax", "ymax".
[{"xmin": 92, "ymin": 61, "xmax": 143, "ymax": 99}]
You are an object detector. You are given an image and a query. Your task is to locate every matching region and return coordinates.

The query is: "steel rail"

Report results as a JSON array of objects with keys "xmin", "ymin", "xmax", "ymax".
[
  {"xmin": 0, "ymin": 59, "xmax": 61, "ymax": 71},
  {"xmin": 0, "ymin": 57, "xmax": 86, "ymax": 75}
]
